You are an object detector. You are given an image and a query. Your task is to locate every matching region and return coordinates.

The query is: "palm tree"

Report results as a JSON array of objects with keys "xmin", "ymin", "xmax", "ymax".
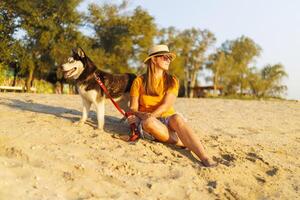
[{"xmin": 260, "ymin": 64, "xmax": 288, "ymax": 97}]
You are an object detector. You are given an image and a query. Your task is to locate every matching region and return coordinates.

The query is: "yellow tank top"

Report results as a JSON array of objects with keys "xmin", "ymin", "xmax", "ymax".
[{"xmin": 130, "ymin": 75, "xmax": 179, "ymax": 117}]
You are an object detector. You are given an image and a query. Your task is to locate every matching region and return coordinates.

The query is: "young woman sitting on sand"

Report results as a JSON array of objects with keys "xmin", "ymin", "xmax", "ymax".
[{"xmin": 127, "ymin": 44, "xmax": 217, "ymax": 167}]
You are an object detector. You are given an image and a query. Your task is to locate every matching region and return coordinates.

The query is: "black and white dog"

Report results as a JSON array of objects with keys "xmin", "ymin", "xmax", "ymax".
[{"xmin": 62, "ymin": 47, "xmax": 136, "ymax": 130}]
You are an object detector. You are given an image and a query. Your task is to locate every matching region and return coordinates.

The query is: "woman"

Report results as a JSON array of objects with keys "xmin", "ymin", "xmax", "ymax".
[{"xmin": 128, "ymin": 44, "xmax": 217, "ymax": 167}]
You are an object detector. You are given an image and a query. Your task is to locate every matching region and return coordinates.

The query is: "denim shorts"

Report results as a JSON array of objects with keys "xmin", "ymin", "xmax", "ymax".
[{"xmin": 138, "ymin": 116, "xmax": 172, "ymax": 141}]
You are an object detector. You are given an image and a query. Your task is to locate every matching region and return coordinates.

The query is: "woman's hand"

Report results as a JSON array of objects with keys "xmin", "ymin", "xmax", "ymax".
[
  {"xmin": 127, "ymin": 112, "xmax": 153, "ymax": 124},
  {"xmin": 127, "ymin": 115, "xmax": 139, "ymax": 125},
  {"xmin": 139, "ymin": 112, "xmax": 153, "ymax": 120}
]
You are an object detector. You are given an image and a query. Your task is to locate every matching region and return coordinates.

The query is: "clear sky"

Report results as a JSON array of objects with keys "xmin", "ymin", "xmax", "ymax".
[{"xmin": 79, "ymin": 0, "xmax": 300, "ymax": 100}]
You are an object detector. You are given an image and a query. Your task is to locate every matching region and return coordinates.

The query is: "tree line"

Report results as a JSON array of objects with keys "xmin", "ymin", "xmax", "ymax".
[{"xmin": 0, "ymin": 0, "xmax": 287, "ymax": 98}]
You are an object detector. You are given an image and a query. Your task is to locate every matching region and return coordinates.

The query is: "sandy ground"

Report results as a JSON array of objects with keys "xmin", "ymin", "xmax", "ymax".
[{"xmin": 0, "ymin": 93, "xmax": 299, "ymax": 200}]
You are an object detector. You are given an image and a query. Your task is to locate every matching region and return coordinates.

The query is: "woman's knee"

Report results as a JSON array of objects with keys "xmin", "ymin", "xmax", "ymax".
[
  {"xmin": 141, "ymin": 116, "xmax": 157, "ymax": 131},
  {"xmin": 141, "ymin": 117, "xmax": 169, "ymax": 140},
  {"xmin": 169, "ymin": 114, "xmax": 185, "ymax": 127}
]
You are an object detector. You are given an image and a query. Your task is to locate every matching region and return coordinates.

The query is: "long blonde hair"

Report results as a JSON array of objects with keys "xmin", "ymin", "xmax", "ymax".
[{"xmin": 143, "ymin": 58, "xmax": 176, "ymax": 96}]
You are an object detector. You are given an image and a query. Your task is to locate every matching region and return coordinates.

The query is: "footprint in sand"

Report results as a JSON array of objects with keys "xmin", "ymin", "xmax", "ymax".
[
  {"xmin": 62, "ymin": 171, "xmax": 74, "ymax": 181},
  {"xmin": 266, "ymin": 167, "xmax": 278, "ymax": 176},
  {"xmin": 224, "ymin": 187, "xmax": 239, "ymax": 200},
  {"xmin": 255, "ymin": 175, "xmax": 266, "ymax": 184},
  {"xmin": 207, "ymin": 180, "xmax": 217, "ymax": 193},
  {"xmin": 246, "ymin": 152, "xmax": 270, "ymax": 165},
  {"xmin": 215, "ymin": 153, "xmax": 236, "ymax": 167},
  {"xmin": 2, "ymin": 147, "xmax": 29, "ymax": 162}
]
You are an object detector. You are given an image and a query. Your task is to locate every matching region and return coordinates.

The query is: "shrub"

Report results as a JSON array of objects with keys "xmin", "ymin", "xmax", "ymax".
[{"xmin": 33, "ymin": 80, "xmax": 54, "ymax": 94}]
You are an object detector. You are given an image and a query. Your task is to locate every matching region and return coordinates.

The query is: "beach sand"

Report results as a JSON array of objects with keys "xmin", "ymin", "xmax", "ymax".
[{"xmin": 0, "ymin": 93, "xmax": 299, "ymax": 200}]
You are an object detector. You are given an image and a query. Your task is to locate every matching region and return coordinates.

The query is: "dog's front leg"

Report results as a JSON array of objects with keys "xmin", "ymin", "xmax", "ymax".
[
  {"xmin": 75, "ymin": 97, "xmax": 91, "ymax": 126},
  {"xmin": 95, "ymin": 98, "xmax": 105, "ymax": 130}
]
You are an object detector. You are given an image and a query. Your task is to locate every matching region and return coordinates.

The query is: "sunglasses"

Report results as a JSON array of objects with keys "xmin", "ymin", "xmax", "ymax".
[{"xmin": 156, "ymin": 55, "xmax": 171, "ymax": 61}]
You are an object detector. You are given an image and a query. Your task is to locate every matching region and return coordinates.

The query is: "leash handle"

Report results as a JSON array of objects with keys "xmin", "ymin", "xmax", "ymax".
[{"xmin": 125, "ymin": 111, "xmax": 140, "ymax": 142}]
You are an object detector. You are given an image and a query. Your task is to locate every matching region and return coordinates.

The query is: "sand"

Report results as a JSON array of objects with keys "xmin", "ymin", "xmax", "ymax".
[{"xmin": 0, "ymin": 93, "xmax": 299, "ymax": 200}]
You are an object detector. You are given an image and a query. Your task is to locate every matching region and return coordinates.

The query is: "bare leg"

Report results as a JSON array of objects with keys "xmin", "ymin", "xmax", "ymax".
[
  {"xmin": 168, "ymin": 114, "xmax": 216, "ymax": 167},
  {"xmin": 142, "ymin": 117, "xmax": 185, "ymax": 147}
]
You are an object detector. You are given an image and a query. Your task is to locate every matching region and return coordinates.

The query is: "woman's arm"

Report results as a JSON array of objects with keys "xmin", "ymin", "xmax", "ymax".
[
  {"xmin": 129, "ymin": 96, "xmax": 151, "ymax": 121},
  {"xmin": 129, "ymin": 75, "xmax": 178, "ymax": 119},
  {"xmin": 129, "ymin": 96, "xmax": 139, "ymax": 112},
  {"xmin": 129, "ymin": 92, "xmax": 176, "ymax": 120},
  {"xmin": 151, "ymin": 76, "xmax": 178, "ymax": 118}
]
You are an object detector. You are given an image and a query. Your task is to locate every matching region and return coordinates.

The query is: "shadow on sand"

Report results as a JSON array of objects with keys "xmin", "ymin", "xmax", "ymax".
[{"xmin": 2, "ymin": 98, "xmax": 128, "ymax": 135}]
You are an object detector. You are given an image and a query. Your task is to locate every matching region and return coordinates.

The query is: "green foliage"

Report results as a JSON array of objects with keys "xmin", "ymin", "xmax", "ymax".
[
  {"xmin": 0, "ymin": 1, "xmax": 23, "ymax": 65},
  {"xmin": 34, "ymin": 79, "xmax": 54, "ymax": 94},
  {"xmin": 207, "ymin": 36, "xmax": 262, "ymax": 96},
  {"xmin": 0, "ymin": 63, "xmax": 7, "ymax": 84},
  {"xmin": 87, "ymin": 1, "xmax": 157, "ymax": 73},
  {"xmin": 208, "ymin": 38, "xmax": 287, "ymax": 98},
  {"xmin": 222, "ymin": 36, "xmax": 261, "ymax": 95},
  {"xmin": 0, "ymin": 65, "xmax": 24, "ymax": 86},
  {"xmin": 1, "ymin": 0, "xmax": 84, "ymax": 91},
  {"xmin": 248, "ymin": 64, "xmax": 287, "ymax": 98},
  {"xmin": 0, "ymin": 64, "xmax": 54, "ymax": 93}
]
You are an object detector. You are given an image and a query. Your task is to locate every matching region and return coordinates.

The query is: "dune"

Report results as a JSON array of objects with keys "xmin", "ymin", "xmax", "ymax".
[{"xmin": 0, "ymin": 93, "xmax": 299, "ymax": 200}]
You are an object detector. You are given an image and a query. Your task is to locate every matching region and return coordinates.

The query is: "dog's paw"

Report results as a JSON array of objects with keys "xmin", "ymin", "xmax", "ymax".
[
  {"xmin": 96, "ymin": 122, "xmax": 104, "ymax": 131},
  {"xmin": 95, "ymin": 126, "xmax": 104, "ymax": 131}
]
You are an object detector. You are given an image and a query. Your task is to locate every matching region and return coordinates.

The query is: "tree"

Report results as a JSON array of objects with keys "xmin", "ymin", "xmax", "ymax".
[
  {"xmin": 206, "ymin": 51, "xmax": 228, "ymax": 95},
  {"xmin": 247, "ymin": 66, "xmax": 262, "ymax": 97},
  {"xmin": 208, "ymin": 36, "xmax": 261, "ymax": 95},
  {"xmin": 224, "ymin": 36, "xmax": 261, "ymax": 95},
  {"xmin": 3, "ymin": 0, "xmax": 83, "ymax": 91},
  {"xmin": 87, "ymin": 1, "xmax": 157, "ymax": 73},
  {"xmin": 0, "ymin": 1, "xmax": 23, "ymax": 66},
  {"xmin": 260, "ymin": 64, "xmax": 287, "ymax": 97}
]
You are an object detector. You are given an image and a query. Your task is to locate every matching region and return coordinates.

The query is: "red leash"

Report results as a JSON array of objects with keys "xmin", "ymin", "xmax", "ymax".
[{"xmin": 93, "ymin": 73, "xmax": 139, "ymax": 142}]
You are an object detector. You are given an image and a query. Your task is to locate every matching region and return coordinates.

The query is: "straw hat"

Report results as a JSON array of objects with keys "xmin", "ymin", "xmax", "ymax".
[{"xmin": 143, "ymin": 44, "xmax": 176, "ymax": 63}]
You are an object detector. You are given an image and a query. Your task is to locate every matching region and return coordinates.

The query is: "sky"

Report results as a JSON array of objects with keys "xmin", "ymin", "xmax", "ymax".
[{"xmin": 79, "ymin": 0, "xmax": 300, "ymax": 100}]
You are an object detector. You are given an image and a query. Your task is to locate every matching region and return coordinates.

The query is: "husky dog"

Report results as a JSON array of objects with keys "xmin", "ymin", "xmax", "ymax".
[{"xmin": 62, "ymin": 47, "xmax": 136, "ymax": 130}]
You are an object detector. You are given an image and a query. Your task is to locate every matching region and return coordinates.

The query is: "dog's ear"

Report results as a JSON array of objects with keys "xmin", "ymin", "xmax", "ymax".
[
  {"xmin": 77, "ymin": 47, "xmax": 86, "ymax": 58},
  {"xmin": 72, "ymin": 47, "xmax": 86, "ymax": 58}
]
